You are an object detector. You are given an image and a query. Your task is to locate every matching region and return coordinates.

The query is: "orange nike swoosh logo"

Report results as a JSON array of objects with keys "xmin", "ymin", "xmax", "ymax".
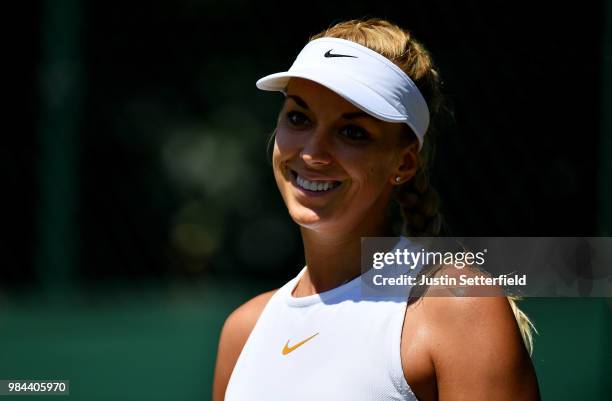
[{"xmin": 282, "ymin": 333, "xmax": 319, "ymax": 355}]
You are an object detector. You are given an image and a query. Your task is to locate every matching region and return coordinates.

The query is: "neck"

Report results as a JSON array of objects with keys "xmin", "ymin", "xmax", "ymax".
[{"xmin": 292, "ymin": 215, "xmax": 394, "ymax": 297}]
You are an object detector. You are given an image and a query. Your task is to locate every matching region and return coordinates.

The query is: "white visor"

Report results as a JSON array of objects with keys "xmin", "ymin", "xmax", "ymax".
[{"xmin": 256, "ymin": 37, "xmax": 430, "ymax": 149}]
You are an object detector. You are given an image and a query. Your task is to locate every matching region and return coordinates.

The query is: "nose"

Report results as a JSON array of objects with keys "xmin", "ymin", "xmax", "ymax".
[{"xmin": 300, "ymin": 128, "xmax": 333, "ymax": 166}]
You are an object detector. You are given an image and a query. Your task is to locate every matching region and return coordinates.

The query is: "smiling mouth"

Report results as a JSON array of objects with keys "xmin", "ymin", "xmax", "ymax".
[{"xmin": 290, "ymin": 170, "xmax": 342, "ymax": 192}]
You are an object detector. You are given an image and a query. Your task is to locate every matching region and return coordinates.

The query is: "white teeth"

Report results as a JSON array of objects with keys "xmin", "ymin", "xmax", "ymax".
[{"xmin": 296, "ymin": 174, "xmax": 339, "ymax": 192}]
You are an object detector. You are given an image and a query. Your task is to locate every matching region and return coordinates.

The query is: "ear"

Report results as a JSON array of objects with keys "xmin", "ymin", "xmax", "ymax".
[{"xmin": 389, "ymin": 141, "xmax": 419, "ymax": 186}]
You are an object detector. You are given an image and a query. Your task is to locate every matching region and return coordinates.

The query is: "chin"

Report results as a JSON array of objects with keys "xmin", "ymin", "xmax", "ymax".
[
  {"xmin": 288, "ymin": 207, "xmax": 322, "ymax": 227},
  {"xmin": 289, "ymin": 208, "xmax": 350, "ymax": 235}
]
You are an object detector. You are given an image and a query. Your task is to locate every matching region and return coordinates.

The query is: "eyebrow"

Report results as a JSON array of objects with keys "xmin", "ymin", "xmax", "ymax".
[
  {"xmin": 286, "ymin": 95, "xmax": 309, "ymax": 109},
  {"xmin": 341, "ymin": 111, "xmax": 377, "ymax": 121},
  {"xmin": 285, "ymin": 94, "xmax": 378, "ymax": 121}
]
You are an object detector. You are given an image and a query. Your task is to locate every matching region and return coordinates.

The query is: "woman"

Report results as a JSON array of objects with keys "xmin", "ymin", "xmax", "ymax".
[{"xmin": 213, "ymin": 18, "xmax": 540, "ymax": 401}]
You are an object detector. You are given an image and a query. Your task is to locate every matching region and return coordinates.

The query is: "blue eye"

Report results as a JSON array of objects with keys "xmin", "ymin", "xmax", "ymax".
[
  {"xmin": 340, "ymin": 125, "xmax": 370, "ymax": 141},
  {"xmin": 286, "ymin": 111, "xmax": 310, "ymax": 126}
]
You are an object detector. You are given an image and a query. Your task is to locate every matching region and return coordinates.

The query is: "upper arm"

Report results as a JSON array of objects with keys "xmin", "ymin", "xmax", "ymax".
[
  {"xmin": 425, "ymin": 295, "xmax": 540, "ymax": 401},
  {"xmin": 212, "ymin": 290, "xmax": 276, "ymax": 401}
]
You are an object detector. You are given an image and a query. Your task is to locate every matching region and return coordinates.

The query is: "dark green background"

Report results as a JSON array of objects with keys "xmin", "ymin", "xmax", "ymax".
[{"xmin": 2, "ymin": 0, "xmax": 611, "ymax": 399}]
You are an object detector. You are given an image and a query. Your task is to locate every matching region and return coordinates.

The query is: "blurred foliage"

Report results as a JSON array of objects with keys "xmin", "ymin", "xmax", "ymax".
[
  {"xmin": 5, "ymin": 0, "xmax": 606, "ymax": 284},
  {"xmin": 1, "ymin": 0, "xmax": 610, "ymax": 400}
]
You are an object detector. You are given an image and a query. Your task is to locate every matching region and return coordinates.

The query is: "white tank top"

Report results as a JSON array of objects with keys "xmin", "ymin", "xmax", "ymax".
[{"xmin": 225, "ymin": 238, "xmax": 421, "ymax": 401}]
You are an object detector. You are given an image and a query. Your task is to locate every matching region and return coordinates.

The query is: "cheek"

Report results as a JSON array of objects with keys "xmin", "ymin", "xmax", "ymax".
[
  {"xmin": 272, "ymin": 131, "xmax": 289, "ymax": 169},
  {"xmin": 343, "ymin": 149, "xmax": 395, "ymax": 186},
  {"xmin": 274, "ymin": 128, "xmax": 300, "ymax": 157},
  {"xmin": 272, "ymin": 131, "xmax": 298, "ymax": 179},
  {"xmin": 362, "ymin": 164, "xmax": 390, "ymax": 189},
  {"xmin": 272, "ymin": 141, "xmax": 285, "ymax": 180}
]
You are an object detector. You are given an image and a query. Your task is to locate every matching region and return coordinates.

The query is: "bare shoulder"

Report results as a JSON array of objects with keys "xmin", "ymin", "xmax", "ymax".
[
  {"xmin": 223, "ymin": 289, "xmax": 278, "ymax": 339},
  {"xmin": 212, "ymin": 289, "xmax": 277, "ymax": 401},
  {"xmin": 422, "ymin": 295, "xmax": 539, "ymax": 400},
  {"xmin": 218, "ymin": 289, "xmax": 277, "ymax": 356},
  {"xmin": 402, "ymin": 264, "xmax": 540, "ymax": 400},
  {"xmin": 421, "ymin": 264, "xmax": 527, "ymax": 343}
]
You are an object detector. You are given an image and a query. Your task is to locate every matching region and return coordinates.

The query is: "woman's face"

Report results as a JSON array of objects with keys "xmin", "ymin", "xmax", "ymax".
[{"xmin": 272, "ymin": 78, "xmax": 418, "ymax": 235}]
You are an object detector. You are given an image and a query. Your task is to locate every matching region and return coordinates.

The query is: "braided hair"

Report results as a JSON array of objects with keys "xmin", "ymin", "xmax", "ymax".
[{"xmin": 311, "ymin": 18, "xmax": 536, "ymax": 354}]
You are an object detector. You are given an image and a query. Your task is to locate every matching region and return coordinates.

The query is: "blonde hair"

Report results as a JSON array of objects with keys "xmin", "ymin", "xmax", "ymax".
[{"xmin": 312, "ymin": 18, "xmax": 537, "ymax": 355}]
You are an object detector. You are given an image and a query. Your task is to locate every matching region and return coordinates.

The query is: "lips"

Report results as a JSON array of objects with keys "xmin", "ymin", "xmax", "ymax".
[{"xmin": 290, "ymin": 170, "xmax": 342, "ymax": 193}]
